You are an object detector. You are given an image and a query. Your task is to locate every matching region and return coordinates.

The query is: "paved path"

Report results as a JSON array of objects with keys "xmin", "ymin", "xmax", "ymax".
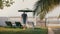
[{"xmin": 48, "ymin": 28, "xmax": 54, "ymax": 34}]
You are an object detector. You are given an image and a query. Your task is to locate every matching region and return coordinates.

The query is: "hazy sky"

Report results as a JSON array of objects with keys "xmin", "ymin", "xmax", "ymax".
[
  {"xmin": 0, "ymin": 0, "xmax": 60, "ymax": 18},
  {"xmin": 0, "ymin": 0, "xmax": 37, "ymax": 17}
]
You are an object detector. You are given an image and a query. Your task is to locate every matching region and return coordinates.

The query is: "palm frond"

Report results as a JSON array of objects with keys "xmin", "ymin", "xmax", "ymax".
[{"xmin": 34, "ymin": 0, "xmax": 60, "ymax": 20}]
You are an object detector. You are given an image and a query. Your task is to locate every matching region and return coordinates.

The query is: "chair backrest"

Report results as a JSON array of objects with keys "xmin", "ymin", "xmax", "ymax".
[
  {"xmin": 15, "ymin": 22, "xmax": 22, "ymax": 27},
  {"xmin": 5, "ymin": 21, "xmax": 12, "ymax": 27}
]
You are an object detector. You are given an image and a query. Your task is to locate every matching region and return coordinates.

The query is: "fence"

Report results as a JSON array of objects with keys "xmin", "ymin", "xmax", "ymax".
[
  {"xmin": 1, "ymin": 17, "xmax": 60, "ymax": 27},
  {"xmin": 46, "ymin": 17, "xmax": 60, "ymax": 27}
]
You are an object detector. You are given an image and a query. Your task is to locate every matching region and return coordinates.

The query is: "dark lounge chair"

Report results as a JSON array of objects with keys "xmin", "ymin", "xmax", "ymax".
[
  {"xmin": 15, "ymin": 22, "xmax": 22, "ymax": 28},
  {"xmin": 5, "ymin": 21, "xmax": 12, "ymax": 27}
]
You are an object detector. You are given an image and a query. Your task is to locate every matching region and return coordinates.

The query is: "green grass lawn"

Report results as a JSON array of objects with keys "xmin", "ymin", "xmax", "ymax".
[{"xmin": 0, "ymin": 27, "xmax": 48, "ymax": 34}]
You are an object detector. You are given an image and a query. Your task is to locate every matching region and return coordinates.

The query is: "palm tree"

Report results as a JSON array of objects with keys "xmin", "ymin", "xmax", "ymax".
[
  {"xmin": 34, "ymin": 0, "xmax": 60, "ymax": 20},
  {"xmin": 0, "ymin": 0, "xmax": 14, "ymax": 9}
]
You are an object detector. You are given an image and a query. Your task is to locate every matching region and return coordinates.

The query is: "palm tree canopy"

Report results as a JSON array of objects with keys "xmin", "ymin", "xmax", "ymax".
[
  {"xmin": 0, "ymin": 0, "xmax": 14, "ymax": 9},
  {"xmin": 34, "ymin": 0, "xmax": 60, "ymax": 20}
]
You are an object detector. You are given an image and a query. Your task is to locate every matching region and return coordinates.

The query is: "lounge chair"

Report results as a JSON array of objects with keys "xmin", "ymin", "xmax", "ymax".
[
  {"xmin": 15, "ymin": 22, "xmax": 22, "ymax": 28},
  {"xmin": 5, "ymin": 21, "xmax": 12, "ymax": 27}
]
